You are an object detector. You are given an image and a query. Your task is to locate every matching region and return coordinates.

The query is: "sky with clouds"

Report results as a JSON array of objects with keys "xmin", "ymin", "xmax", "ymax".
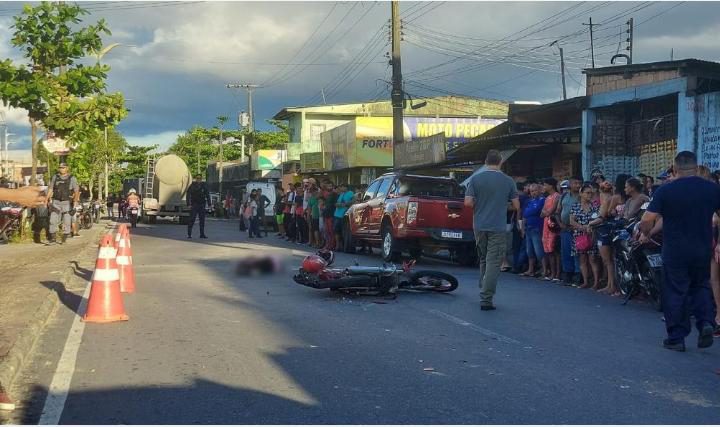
[{"xmin": 1, "ymin": 0, "xmax": 719, "ymax": 153}]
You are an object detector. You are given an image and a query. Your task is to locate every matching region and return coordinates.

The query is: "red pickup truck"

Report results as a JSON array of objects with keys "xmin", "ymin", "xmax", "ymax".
[{"xmin": 342, "ymin": 173, "xmax": 477, "ymax": 265}]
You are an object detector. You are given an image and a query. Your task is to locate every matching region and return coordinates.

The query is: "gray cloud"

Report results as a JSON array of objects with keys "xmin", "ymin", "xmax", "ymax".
[{"xmin": 2, "ymin": 1, "xmax": 719, "ymax": 149}]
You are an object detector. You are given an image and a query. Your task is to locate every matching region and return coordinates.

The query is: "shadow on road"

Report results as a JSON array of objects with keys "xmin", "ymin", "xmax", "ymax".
[
  {"xmin": 20, "ymin": 378, "xmax": 318, "ymax": 424},
  {"xmin": 39, "ymin": 280, "xmax": 84, "ymax": 315}
]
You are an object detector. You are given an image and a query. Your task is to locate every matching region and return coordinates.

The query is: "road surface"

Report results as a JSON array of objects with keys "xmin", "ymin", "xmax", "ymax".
[{"xmin": 5, "ymin": 218, "xmax": 720, "ymax": 424}]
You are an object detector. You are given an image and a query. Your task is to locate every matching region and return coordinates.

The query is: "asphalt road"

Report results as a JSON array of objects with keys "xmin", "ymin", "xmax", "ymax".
[{"xmin": 6, "ymin": 218, "xmax": 720, "ymax": 424}]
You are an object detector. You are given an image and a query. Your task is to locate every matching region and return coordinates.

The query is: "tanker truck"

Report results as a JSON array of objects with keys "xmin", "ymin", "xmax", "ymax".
[{"xmin": 141, "ymin": 154, "xmax": 192, "ymax": 224}]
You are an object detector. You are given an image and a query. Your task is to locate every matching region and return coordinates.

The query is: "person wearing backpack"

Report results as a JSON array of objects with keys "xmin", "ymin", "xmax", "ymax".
[{"xmin": 186, "ymin": 174, "xmax": 211, "ymax": 239}]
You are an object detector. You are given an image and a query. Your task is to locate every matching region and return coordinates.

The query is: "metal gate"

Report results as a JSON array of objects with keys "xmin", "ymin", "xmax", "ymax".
[{"xmin": 590, "ymin": 114, "xmax": 678, "ymax": 179}]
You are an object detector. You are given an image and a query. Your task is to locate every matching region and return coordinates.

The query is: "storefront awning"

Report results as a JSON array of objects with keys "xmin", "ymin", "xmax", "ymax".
[{"xmin": 441, "ymin": 126, "xmax": 581, "ymax": 168}]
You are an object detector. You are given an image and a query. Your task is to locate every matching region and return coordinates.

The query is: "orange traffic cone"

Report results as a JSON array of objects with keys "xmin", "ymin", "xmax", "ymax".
[
  {"xmin": 83, "ymin": 234, "xmax": 129, "ymax": 323},
  {"xmin": 114, "ymin": 224, "xmax": 128, "ymax": 248},
  {"xmin": 117, "ymin": 233, "xmax": 136, "ymax": 294}
]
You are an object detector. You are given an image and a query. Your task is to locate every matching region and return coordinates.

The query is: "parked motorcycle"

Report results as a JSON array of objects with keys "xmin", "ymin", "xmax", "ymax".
[
  {"xmin": 91, "ymin": 201, "xmax": 102, "ymax": 223},
  {"xmin": 128, "ymin": 205, "xmax": 139, "ymax": 228},
  {"xmin": 0, "ymin": 204, "xmax": 25, "ymax": 244},
  {"xmin": 609, "ymin": 203, "xmax": 663, "ymax": 311},
  {"xmin": 76, "ymin": 203, "xmax": 94, "ymax": 230},
  {"xmin": 294, "ymin": 250, "xmax": 459, "ymax": 296}
]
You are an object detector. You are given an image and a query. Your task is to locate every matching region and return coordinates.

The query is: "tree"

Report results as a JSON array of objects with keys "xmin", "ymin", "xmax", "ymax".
[
  {"xmin": 0, "ymin": 2, "xmax": 126, "ymax": 184},
  {"xmin": 66, "ymin": 127, "xmax": 126, "ymax": 199},
  {"xmin": 167, "ymin": 120, "xmax": 290, "ymax": 175}
]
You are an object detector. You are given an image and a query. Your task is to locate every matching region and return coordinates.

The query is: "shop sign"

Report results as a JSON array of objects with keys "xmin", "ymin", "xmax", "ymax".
[
  {"xmin": 42, "ymin": 131, "xmax": 71, "ymax": 155},
  {"xmin": 394, "ymin": 132, "xmax": 446, "ymax": 169},
  {"xmin": 699, "ymin": 92, "xmax": 720, "ymax": 170},
  {"xmin": 404, "ymin": 117, "xmax": 504, "ymax": 150},
  {"xmin": 252, "ymin": 150, "xmax": 286, "ymax": 170}
]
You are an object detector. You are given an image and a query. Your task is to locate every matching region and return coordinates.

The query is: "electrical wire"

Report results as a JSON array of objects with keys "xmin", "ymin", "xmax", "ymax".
[
  {"xmin": 261, "ymin": 2, "xmax": 361, "ymax": 88},
  {"xmin": 260, "ymin": 2, "xmax": 339, "ymax": 87}
]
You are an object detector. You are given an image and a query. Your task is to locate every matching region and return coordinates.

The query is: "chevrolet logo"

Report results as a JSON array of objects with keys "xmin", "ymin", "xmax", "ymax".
[{"xmin": 448, "ymin": 213, "xmax": 460, "ymax": 219}]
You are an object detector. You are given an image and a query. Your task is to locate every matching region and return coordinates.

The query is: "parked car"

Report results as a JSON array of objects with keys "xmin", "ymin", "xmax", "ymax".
[{"xmin": 343, "ymin": 173, "xmax": 476, "ymax": 265}]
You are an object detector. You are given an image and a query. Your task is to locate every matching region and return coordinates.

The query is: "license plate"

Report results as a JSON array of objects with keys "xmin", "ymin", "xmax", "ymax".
[
  {"xmin": 441, "ymin": 231, "xmax": 463, "ymax": 239},
  {"xmin": 647, "ymin": 254, "xmax": 663, "ymax": 268}
]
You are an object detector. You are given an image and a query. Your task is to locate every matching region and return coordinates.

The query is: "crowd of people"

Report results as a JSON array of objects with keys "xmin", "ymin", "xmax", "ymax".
[
  {"xmin": 467, "ymin": 149, "xmax": 720, "ymax": 351},
  {"xmin": 236, "ymin": 177, "xmax": 362, "ymax": 252}
]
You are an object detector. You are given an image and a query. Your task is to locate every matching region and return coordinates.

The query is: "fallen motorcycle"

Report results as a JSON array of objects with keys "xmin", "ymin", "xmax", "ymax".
[{"xmin": 293, "ymin": 250, "xmax": 458, "ymax": 296}]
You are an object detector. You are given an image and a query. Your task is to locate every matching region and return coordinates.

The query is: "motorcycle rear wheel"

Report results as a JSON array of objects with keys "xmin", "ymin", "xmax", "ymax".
[
  {"xmin": 614, "ymin": 252, "xmax": 633, "ymax": 296},
  {"xmin": 82, "ymin": 213, "xmax": 93, "ymax": 229},
  {"xmin": 406, "ymin": 271, "xmax": 458, "ymax": 292}
]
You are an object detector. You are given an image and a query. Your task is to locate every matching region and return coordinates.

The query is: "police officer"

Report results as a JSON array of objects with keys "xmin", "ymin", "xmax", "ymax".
[
  {"xmin": 46, "ymin": 162, "xmax": 80, "ymax": 244},
  {"xmin": 186, "ymin": 174, "xmax": 211, "ymax": 239},
  {"xmin": 640, "ymin": 151, "xmax": 720, "ymax": 352}
]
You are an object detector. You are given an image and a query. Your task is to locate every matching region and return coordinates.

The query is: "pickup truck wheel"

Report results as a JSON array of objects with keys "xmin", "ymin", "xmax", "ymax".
[
  {"xmin": 409, "ymin": 248, "xmax": 422, "ymax": 260},
  {"xmin": 456, "ymin": 250, "xmax": 478, "ymax": 267},
  {"xmin": 381, "ymin": 224, "xmax": 401, "ymax": 262},
  {"xmin": 148, "ymin": 215, "xmax": 157, "ymax": 224},
  {"xmin": 343, "ymin": 220, "xmax": 356, "ymax": 254}
]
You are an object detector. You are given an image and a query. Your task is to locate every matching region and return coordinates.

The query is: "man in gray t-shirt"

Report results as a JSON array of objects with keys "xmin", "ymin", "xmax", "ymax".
[{"xmin": 464, "ymin": 150, "xmax": 519, "ymax": 310}]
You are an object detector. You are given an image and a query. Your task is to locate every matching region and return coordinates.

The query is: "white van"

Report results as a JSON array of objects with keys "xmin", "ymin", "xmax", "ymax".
[{"xmin": 246, "ymin": 181, "xmax": 278, "ymax": 224}]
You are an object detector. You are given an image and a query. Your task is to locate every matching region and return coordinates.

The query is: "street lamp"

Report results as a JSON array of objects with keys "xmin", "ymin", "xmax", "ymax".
[
  {"xmin": 4, "ymin": 134, "xmax": 16, "ymax": 181},
  {"xmin": 90, "ymin": 43, "xmax": 135, "ymax": 200}
]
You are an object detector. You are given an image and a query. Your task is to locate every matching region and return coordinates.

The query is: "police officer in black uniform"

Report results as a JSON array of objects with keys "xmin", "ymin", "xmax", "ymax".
[
  {"xmin": 186, "ymin": 174, "xmax": 211, "ymax": 239},
  {"xmin": 46, "ymin": 162, "xmax": 80, "ymax": 244}
]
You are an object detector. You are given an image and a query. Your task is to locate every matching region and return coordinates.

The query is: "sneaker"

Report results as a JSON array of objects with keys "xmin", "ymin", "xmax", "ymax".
[
  {"xmin": 698, "ymin": 324, "xmax": 714, "ymax": 349},
  {"xmin": 663, "ymin": 339, "xmax": 686, "ymax": 352},
  {"xmin": 187, "ymin": 235, "xmax": 192, "ymax": 239},
  {"xmin": 0, "ymin": 385, "xmax": 15, "ymax": 411},
  {"xmin": 200, "ymin": 235, "xmax": 208, "ymax": 239},
  {"xmin": 480, "ymin": 305, "xmax": 496, "ymax": 311}
]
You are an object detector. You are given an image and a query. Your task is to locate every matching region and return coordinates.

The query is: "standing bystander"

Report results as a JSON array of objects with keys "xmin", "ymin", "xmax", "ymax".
[
  {"xmin": 464, "ymin": 150, "xmax": 519, "ymax": 311},
  {"xmin": 186, "ymin": 174, "xmax": 211, "ymax": 239}
]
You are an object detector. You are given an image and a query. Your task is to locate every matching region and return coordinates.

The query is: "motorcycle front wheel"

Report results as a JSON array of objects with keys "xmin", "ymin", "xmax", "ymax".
[{"xmin": 406, "ymin": 271, "xmax": 458, "ymax": 292}]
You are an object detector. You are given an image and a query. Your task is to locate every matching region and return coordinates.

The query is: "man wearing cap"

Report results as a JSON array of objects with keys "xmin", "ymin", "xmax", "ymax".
[
  {"xmin": 556, "ymin": 176, "xmax": 582, "ymax": 284},
  {"xmin": 186, "ymin": 174, "xmax": 211, "ymax": 239},
  {"xmin": 46, "ymin": 162, "xmax": 80, "ymax": 244}
]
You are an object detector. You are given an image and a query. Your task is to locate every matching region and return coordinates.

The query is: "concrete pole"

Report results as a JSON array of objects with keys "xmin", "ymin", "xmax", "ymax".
[
  {"xmin": 104, "ymin": 127, "xmax": 109, "ymax": 199},
  {"xmin": 391, "ymin": 0, "xmax": 404, "ymax": 168}
]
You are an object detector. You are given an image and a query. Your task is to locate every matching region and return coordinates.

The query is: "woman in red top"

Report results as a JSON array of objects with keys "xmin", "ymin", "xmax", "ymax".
[{"xmin": 541, "ymin": 178, "xmax": 561, "ymax": 282}]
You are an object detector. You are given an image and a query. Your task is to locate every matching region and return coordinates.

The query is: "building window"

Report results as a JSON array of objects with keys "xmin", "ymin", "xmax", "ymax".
[{"xmin": 310, "ymin": 124, "xmax": 326, "ymax": 143}]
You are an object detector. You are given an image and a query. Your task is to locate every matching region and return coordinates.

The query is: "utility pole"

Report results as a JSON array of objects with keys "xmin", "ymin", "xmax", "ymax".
[
  {"xmin": 626, "ymin": 18, "xmax": 634, "ymax": 64},
  {"xmin": 582, "ymin": 17, "xmax": 600, "ymax": 68},
  {"xmin": 391, "ymin": 0, "xmax": 403, "ymax": 167},
  {"xmin": 551, "ymin": 40, "xmax": 567, "ymax": 100},
  {"xmin": 216, "ymin": 116, "xmax": 228, "ymax": 197},
  {"xmin": 104, "ymin": 127, "xmax": 109, "ymax": 200},
  {"xmin": 226, "ymin": 84, "xmax": 258, "ymax": 153},
  {"xmin": 560, "ymin": 47, "xmax": 567, "ymax": 100}
]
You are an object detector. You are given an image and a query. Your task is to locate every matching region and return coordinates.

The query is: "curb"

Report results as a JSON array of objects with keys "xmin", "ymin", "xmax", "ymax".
[{"xmin": 0, "ymin": 222, "xmax": 114, "ymax": 405}]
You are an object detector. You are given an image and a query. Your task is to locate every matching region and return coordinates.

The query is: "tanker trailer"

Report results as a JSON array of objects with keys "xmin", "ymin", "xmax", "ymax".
[{"xmin": 142, "ymin": 154, "xmax": 192, "ymax": 224}]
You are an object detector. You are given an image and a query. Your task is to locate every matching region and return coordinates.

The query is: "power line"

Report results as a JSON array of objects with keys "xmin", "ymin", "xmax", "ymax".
[
  {"xmin": 404, "ymin": 1, "xmax": 446, "ymax": 24},
  {"xmin": 403, "ymin": 2, "xmax": 603, "ymax": 78},
  {"xmin": 260, "ymin": 2, "xmax": 339, "ymax": 87},
  {"xmin": 262, "ymin": 2, "xmax": 361, "ymax": 88}
]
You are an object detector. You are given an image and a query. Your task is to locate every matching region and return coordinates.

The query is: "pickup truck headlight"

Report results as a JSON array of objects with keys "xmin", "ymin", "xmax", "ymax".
[{"xmin": 406, "ymin": 201, "xmax": 418, "ymax": 225}]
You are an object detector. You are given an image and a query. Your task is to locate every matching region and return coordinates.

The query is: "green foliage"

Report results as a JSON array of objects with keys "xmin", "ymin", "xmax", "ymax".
[
  {"xmin": 65, "ymin": 128, "xmax": 127, "ymax": 191},
  {"xmin": 167, "ymin": 120, "xmax": 290, "ymax": 176},
  {"xmin": 0, "ymin": 1, "xmax": 127, "ymax": 181}
]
